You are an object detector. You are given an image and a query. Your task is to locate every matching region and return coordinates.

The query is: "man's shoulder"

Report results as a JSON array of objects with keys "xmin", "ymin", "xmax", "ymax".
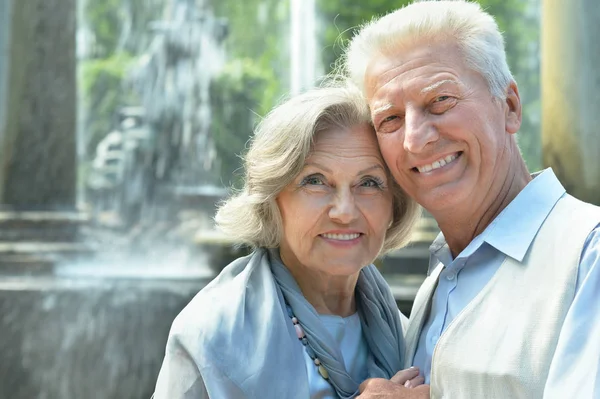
[
  {"xmin": 550, "ymin": 193, "xmax": 600, "ymax": 227},
  {"xmin": 580, "ymin": 223, "xmax": 600, "ymax": 267},
  {"xmin": 550, "ymin": 194, "xmax": 600, "ymax": 268},
  {"xmin": 560, "ymin": 193, "xmax": 600, "ymax": 211}
]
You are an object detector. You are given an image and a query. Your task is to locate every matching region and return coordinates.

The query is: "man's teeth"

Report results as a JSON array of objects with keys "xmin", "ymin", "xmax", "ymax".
[
  {"xmin": 321, "ymin": 233, "xmax": 360, "ymax": 240},
  {"xmin": 417, "ymin": 153, "xmax": 458, "ymax": 173}
]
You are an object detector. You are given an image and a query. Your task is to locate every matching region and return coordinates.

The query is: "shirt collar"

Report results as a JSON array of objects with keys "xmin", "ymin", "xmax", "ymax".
[
  {"xmin": 427, "ymin": 168, "xmax": 566, "ymax": 273},
  {"xmin": 484, "ymin": 168, "xmax": 565, "ymax": 262}
]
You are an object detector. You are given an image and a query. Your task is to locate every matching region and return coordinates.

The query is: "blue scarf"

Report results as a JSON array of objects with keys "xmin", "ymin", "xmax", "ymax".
[{"xmin": 157, "ymin": 248, "xmax": 405, "ymax": 398}]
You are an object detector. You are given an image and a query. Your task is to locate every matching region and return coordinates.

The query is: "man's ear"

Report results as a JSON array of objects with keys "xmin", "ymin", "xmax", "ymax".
[{"xmin": 505, "ymin": 81, "xmax": 522, "ymax": 135}]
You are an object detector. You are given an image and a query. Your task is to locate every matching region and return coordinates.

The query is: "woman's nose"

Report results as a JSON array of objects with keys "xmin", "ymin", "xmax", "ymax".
[{"xmin": 328, "ymin": 189, "xmax": 359, "ymax": 224}]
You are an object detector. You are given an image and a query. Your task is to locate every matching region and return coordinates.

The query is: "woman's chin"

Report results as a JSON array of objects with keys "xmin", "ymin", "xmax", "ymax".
[{"xmin": 316, "ymin": 258, "xmax": 373, "ymax": 277}]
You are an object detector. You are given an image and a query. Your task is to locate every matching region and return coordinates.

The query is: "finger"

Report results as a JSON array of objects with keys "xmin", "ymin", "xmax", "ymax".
[
  {"xmin": 390, "ymin": 367, "xmax": 420, "ymax": 384},
  {"xmin": 405, "ymin": 376, "xmax": 424, "ymax": 388}
]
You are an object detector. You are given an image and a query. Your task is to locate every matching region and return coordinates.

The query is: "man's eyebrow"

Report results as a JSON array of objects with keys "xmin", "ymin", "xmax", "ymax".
[
  {"xmin": 420, "ymin": 79, "xmax": 459, "ymax": 94},
  {"xmin": 371, "ymin": 103, "xmax": 394, "ymax": 119}
]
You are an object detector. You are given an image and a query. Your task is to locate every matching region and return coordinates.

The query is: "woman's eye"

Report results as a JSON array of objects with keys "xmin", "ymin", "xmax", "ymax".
[
  {"xmin": 301, "ymin": 175, "xmax": 325, "ymax": 186},
  {"xmin": 360, "ymin": 178, "xmax": 384, "ymax": 188},
  {"xmin": 382, "ymin": 115, "xmax": 398, "ymax": 123},
  {"xmin": 433, "ymin": 95, "xmax": 450, "ymax": 103}
]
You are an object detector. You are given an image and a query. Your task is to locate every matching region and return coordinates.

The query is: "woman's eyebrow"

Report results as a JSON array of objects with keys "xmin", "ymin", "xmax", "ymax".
[
  {"xmin": 304, "ymin": 161, "xmax": 332, "ymax": 173},
  {"xmin": 357, "ymin": 165, "xmax": 384, "ymax": 176},
  {"xmin": 304, "ymin": 163, "xmax": 384, "ymax": 176}
]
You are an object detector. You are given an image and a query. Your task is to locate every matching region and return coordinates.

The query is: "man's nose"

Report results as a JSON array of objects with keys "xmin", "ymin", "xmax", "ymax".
[
  {"xmin": 328, "ymin": 189, "xmax": 359, "ymax": 224},
  {"xmin": 403, "ymin": 107, "xmax": 439, "ymax": 153}
]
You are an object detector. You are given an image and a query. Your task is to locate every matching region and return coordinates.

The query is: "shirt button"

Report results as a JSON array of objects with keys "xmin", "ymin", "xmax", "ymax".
[
  {"xmin": 431, "ymin": 334, "xmax": 439, "ymax": 343},
  {"xmin": 446, "ymin": 272, "xmax": 456, "ymax": 281}
]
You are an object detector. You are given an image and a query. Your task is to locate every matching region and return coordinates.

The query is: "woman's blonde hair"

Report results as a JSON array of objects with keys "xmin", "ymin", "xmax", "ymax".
[{"xmin": 215, "ymin": 83, "xmax": 421, "ymax": 254}]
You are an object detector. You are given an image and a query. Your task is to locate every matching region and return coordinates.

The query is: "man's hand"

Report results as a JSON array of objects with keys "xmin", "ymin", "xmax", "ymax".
[
  {"xmin": 357, "ymin": 368, "xmax": 429, "ymax": 398},
  {"xmin": 358, "ymin": 379, "xmax": 430, "ymax": 398}
]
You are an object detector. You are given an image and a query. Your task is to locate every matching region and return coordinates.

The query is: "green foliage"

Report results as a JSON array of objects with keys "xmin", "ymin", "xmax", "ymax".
[
  {"xmin": 212, "ymin": 0, "xmax": 289, "ymax": 114},
  {"xmin": 83, "ymin": 0, "xmax": 164, "ymax": 57},
  {"xmin": 80, "ymin": 53, "xmax": 136, "ymax": 156},
  {"xmin": 210, "ymin": 59, "xmax": 274, "ymax": 186},
  {"xmin": 83, "ymin": 0, "xmax": 122, "ymax": 58},
  {"xmin": 318, "ymin": 0, "xmax": 412, "ymax": 71},
  {"xmin": 209, "ymin": 0, "xmax": 292, "ymax": 186},
  {"xmin": 81, "ymin": 0, "xmax": 164, "ymax": 162}
]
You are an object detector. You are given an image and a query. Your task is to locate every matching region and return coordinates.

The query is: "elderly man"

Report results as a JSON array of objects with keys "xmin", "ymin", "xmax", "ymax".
[{"xmin": 344, "ymin": 1, "xmax": 600, "ymax": 398}]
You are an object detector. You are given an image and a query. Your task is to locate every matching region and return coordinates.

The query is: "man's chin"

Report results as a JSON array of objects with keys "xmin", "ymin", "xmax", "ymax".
[{"xmin": 416, "ymin": 185, "xmax": 469, "ymax": 214}]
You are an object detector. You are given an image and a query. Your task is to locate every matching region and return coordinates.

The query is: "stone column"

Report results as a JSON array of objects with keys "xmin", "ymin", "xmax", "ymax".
[
  {"xmin": 0, "ymin": 0, "xmax": 86, "ymax": 272},
  {"xmin": 0, "ymin": 0, "xmax": 77, "ymax": 209},
  {"xmin": 541, "ymin": 0, "xmax": 600, "ymax": 205},
  {"xmin": 0, "ymin": 1, "xmax": 9, "ymax": 143}
]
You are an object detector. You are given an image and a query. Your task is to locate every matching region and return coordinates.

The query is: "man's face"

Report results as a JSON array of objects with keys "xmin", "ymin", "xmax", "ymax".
[{"xmin": 364, "ymin": 41, "xmax": 521, "ymax": 214}]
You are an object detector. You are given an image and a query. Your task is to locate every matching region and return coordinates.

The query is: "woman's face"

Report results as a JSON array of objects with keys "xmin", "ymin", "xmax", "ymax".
[{"xmin": 277, "ymin": 123, "xmax": 394, "ymax": 278}]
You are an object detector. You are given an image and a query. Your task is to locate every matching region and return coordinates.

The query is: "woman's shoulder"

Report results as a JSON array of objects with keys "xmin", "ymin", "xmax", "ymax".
[{"xmin": 167, "ymin": 249, "xmax": 268, "ymax": 350}]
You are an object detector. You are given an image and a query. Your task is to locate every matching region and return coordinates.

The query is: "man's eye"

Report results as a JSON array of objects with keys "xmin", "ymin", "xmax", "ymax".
[
  {"xmin": 377, "ymin": 115, "xmax": 403, "ymax": 133},
  {"xmin": 433, "ymin": 95, "xmax": 451, "ymax": 103}
]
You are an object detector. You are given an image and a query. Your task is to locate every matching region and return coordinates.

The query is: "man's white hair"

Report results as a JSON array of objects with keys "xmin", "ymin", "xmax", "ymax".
[{"xmin": 344, "ymin": 0, "xmax": 514, "ymax": 99}]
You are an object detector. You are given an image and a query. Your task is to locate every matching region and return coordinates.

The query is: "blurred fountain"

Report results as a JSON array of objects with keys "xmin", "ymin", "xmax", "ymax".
[
  {"xmin": 132, "ymin": 0, "xmax": 227, "ymax": 189},
  {"xmin": 86, "ymin": 0, "xmax": 229, "ymax": 232},
  {"xmin": 84, "ymin": 0, "xmax": 230, "ymax": 269},
  {"xmin": 75, "ymin": 0, "xmax": 234, "ymax": 280}
]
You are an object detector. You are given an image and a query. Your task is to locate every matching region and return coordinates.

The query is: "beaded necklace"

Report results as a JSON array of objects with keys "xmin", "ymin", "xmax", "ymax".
[{"xmin": 285, "ymin": 304, "xmax": 331, "ymax": 382}]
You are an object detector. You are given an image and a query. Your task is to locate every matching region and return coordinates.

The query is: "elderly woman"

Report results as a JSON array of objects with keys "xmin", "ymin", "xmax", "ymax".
[{"xmin": 153, "ymin": 83, "xmax": 422, "ymax": 398}]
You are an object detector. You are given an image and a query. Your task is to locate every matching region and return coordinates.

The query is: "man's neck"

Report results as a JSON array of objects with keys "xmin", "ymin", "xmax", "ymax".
[{"xmin": 434, "ymin": 162, "xmax": 532, "ymax": 258}]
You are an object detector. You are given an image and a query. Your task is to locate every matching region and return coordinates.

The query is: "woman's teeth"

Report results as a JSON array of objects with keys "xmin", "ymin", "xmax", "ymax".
[{"xmin": 321, "ymin": 233, "xmax": 360, "ymax": 240}]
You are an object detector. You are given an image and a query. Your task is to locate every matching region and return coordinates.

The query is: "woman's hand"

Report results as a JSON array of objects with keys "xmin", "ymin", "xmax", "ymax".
[{"xmin": 390, "ymin": 367, "xmax": 425, "ymax": 388}]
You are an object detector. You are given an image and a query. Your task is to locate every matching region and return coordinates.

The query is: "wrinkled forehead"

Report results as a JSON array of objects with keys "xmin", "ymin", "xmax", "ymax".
[
  {"xmin": 364, "ymin": 42, "xmax": 490, "ymax": 112},
  {"xmin": 365, "ymin": 41, "xmax": 463, "ymax": 92}
]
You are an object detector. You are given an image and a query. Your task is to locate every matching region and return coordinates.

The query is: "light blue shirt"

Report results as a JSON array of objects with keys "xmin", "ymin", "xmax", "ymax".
[
  {"xmin": 412, "ymin": 168, "xmax": 600, "ymax": 397},
  {"xmin": 307, "ymin": 313, "xmax": 368, "ymax": 398}
]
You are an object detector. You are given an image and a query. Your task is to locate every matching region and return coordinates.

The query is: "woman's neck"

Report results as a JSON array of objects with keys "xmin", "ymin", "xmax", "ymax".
[{"xmin": 279, "ymin": 252, "xmax": 359, "ymax": 317}]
